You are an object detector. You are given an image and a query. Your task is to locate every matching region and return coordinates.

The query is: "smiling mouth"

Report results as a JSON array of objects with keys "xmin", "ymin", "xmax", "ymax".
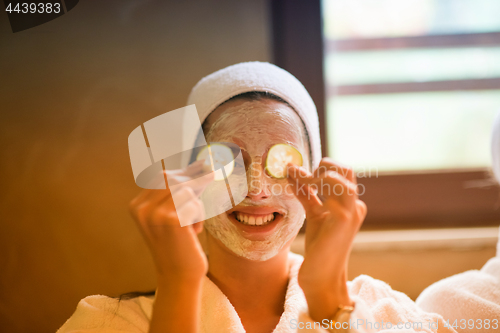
[{"xmin": 232, "ymin": 212, "xmax": 280, "ymax": 226}]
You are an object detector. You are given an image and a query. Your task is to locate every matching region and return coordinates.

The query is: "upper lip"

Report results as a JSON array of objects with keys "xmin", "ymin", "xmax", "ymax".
[{"xmin": 228, "ymin": 206, "xmax": 285, "ymax": 215}]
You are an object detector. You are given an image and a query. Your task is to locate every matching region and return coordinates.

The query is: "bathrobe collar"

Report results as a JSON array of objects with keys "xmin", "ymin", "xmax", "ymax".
[{"xmin": 199, "ymin": 252, "xmax": 307, "ymax": 333}]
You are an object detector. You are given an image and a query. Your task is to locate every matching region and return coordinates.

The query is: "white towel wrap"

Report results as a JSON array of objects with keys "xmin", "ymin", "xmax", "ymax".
[{"xmin": 187, "ymin": 61, "xmax": 322, "ymax": 170}]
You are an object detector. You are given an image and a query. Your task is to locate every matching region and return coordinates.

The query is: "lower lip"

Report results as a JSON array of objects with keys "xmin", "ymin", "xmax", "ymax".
[{"xmin": 228, "ymin": 212, "xmax": 282, "ymax": 235}]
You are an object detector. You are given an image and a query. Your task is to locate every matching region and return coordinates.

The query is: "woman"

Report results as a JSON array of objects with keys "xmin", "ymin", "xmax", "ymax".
[{"xmin": 58, "ymin": 62, "xmax": 495, "ymax": 333}]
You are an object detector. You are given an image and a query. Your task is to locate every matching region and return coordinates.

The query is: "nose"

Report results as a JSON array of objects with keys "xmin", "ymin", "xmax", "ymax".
[{"xmin": 246, "ymin": 157, "xmax": 271, "ymax": 200}]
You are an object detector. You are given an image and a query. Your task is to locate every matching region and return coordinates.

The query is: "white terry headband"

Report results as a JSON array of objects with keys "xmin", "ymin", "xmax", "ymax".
[{"xmin": 187, "ymin": 61, "xmax": 322, "ymax": 170}]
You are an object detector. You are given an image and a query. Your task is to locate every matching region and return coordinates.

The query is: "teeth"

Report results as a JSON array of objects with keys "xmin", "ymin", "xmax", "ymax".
[{"xmin": 234, "ymin": 212, "xmax": 277, "ymax": 225}]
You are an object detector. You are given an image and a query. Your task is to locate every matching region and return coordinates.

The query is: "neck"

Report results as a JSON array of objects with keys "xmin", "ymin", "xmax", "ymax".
[{"xmin": 206, "ymin": 233, "xmax": 291, "ymax": 316}]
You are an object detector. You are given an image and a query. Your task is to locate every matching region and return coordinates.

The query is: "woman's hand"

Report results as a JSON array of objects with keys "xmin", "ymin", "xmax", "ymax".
[
  {"xmin": 129, "ymin": 161, "xmax": 213, "ymax": 333},
  {"xmin": 129, "ymin": 160, "xmax": 212, "ymax": 282},
  {"xmin": 287, "ymin": 158, "xmax": 367, "ymax": 322}
]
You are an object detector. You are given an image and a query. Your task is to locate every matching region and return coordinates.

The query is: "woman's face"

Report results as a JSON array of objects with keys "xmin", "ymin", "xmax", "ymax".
[{"xmin": 202, "ymin": 98, "xmax": 311, "ymax": 261}]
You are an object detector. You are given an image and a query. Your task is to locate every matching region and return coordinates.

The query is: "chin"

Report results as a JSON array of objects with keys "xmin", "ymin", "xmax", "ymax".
[
  {"xmin": 203, "ymin": 211, "xmax": 304, "ymax": 262},
  {"xmin": 242, "ymin": 247, "xmax": 283, "ymax": 262}
]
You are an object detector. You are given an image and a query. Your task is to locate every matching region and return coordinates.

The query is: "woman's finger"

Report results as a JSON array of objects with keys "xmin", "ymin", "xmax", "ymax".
[
  {"xmin": 130, "ymin": 188, "xmax": 172, "ymax": 220},
  {"xmin": 191, "ymin": 220, "xmax": 204, "ymax": 234},
  {"xmin": 286, "ymin": 164, "xmax": 324, "ymax": 215},
  {"xmin": 166, "ymin": 160, "xmax": 208, "ymax": 181},
  {"xmin": 145, "ymin": 186, "xmax": 205, "ymax": 227},
  {"xmin": 175, "ymin": 198, "xmax": 205, "ymax": 227},
  {"xmin": 314, "ymin": 158, "xmax": 356, "ymax": 185},
  {"xmin": 130, "ymin": 188, "xmax": 159, "ymax": 207},
  {"xmin": 189, "ymin": 172, "xmax": 215, "ymax": 197},
  {"xmin": 133, "ymin": 161, "xmax": 212, "ymax": 205},
  {"xmin": 167, "ymin": 164, "xmax": 214, "ymax": 187},
  {"xmin": 170, "ymin": 186, "xmax": 198, "ymax": 208},
  {"xmin": 184, "ymin": 159, "xmax": 206, "ymax": 176},
  {"xmin": 168, "ymin": 173, "xmax": 214, "ymax": 198},
  {"xmin": 356, "ymin": 199, "xmax": 368, "ymax": 220},
  {"xmin": 299, "ymin": 171, "xmax": 358, "ymax": 200},
  {"xmin": 288, "ymin": 168, "xmax": 358, "ymax": 217}
]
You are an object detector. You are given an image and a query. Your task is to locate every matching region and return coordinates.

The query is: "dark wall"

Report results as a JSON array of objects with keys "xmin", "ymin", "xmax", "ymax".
[{"xmin": 0, "ymin": 1, "xmax": 270, "ymax": 332}]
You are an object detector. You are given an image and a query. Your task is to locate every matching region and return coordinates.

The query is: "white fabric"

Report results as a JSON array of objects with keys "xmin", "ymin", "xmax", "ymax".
[
  {"xmin": 56, "ymin": 251, "xmax": 500, "ymax": 333},
  {"xmin": 187, "ymin": 62, "xmax": 322, "ymax": 170},
  {"xmin": 416, "ymin": 257, "xmax": 500, "ymax": 333}
]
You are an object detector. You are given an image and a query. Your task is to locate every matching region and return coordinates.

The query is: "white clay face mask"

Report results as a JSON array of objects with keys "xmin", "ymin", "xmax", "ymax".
[{"xmin": 202, "ymin": 99, "xmax": 311, "ymax": 261}]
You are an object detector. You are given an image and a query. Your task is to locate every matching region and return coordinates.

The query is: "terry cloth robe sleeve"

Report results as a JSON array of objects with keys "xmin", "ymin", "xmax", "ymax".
[
  {"xmin": 416, "ymin": 256, "xmax": 500, "ymax": 333},
  {"xmin": 297, "ymin": 275, "xmax": 458, "ymax": 333},
  {"xmin": 56, "ymin": 295, "xmax": 153, "ymax": 333}
]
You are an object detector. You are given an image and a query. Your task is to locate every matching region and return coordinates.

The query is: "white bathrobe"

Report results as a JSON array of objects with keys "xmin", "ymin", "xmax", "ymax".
[{"xmin": 57, "ymin": 252, "xmax": 500, "ymax": 333}]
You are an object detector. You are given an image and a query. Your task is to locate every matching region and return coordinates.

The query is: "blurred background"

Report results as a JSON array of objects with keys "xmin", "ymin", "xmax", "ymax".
[{"xmin": 0, "ymin": 1, "xmax": 499, "ymax": 332}]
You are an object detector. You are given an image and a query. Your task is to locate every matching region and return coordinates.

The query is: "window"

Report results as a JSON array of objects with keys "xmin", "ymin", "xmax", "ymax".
[
  {"xmin": 323, "ymin": 0, "xmax": 500, "ymax": 172},
  {"xmin": 271, "ymin": 0, "xmax": 500, "ymax": 229}
]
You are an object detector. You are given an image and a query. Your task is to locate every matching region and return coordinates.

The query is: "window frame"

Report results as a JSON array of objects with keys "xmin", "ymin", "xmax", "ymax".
[{"xmin": 270, "ymin": 0, "xmax": 500, "ymax": 230}]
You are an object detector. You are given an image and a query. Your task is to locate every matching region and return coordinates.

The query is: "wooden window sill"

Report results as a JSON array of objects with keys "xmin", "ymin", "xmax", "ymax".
[{"xmin": 291, "ymin": 227, "xmax": 499, "ymax": 254}]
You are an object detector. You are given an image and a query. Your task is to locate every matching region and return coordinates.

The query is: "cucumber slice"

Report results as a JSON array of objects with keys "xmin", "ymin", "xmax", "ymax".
[
  {"xmin": 196, "ymin": 143, "xmax": 234, "ymax": 181},
  {"xmin": 265, "ymin": 143, "xmax": 303, "ymax": 178}
]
